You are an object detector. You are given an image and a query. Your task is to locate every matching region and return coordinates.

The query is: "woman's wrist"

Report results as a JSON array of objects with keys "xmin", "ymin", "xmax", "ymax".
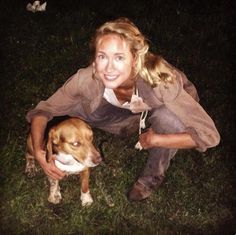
[
  {"xmin": 34, "ymin": 149, "xmax": 46, "ymax": 162},
  {"xmin": 151, "ymin": 133, "xmax": 160, "ymax": 147}
]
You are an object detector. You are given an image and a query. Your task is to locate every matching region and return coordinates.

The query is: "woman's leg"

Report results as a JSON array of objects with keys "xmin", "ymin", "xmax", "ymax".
[{"xmin": 128, "ymin": 105, "xmax": 186, "ymax": 201}]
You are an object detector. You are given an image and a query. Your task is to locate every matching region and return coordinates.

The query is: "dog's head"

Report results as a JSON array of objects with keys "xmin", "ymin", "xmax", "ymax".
[{"xmin": 46, "ymin": 118, "xmax": 101, "ymax": 168}]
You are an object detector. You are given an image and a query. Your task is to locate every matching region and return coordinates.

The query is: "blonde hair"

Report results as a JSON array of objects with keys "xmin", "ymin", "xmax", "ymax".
[
  {"xmin": 139, "ymin": 52, "xmax": 174, "ymax": 87},
  {"xmin": 90, "ymin": 17, "xmax": 149, "ymax": 77},
  {"xmin": 90, "ymin": 18, "xmax": 174, "ymax": 87}
]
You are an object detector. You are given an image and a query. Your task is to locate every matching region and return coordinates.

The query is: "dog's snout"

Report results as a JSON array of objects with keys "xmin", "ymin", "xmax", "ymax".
[{"xmin": 93, "ymin": 151, "xmax": 102, "ymax": 165}]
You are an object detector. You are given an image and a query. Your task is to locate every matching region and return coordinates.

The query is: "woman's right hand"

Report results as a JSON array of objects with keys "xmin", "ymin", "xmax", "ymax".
[
  {"xmin": 30, "ymin": 115, "xmax": 66, "ymax": 180},
  {"xmin": 35, "ymin": 149, "xmax": 66, "ymax": 180}
]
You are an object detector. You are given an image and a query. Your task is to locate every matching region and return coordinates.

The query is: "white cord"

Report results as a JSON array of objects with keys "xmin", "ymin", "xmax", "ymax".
[{"xmin": 135, "ymin": 110, "xmax": 148, "ymax": 150}]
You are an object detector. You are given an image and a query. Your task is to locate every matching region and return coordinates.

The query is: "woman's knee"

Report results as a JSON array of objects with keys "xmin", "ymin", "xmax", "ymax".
[{"xmin": 149, "ymin": 106, "xmax": 185, "ymax": 134}]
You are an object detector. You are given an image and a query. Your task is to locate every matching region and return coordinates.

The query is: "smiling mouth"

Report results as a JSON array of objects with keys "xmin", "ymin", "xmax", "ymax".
[{"xmin": 104, "ymin": 75, "xmax": 118, "ymax": 81}]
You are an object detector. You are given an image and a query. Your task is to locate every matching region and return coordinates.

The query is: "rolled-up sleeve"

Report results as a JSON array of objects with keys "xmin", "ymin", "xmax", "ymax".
[{"xmin": 154, "ymin": 72, "xmax": 220, "ymax": 152}]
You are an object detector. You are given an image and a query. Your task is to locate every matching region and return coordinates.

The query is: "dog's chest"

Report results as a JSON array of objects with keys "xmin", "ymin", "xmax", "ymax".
[{"xmin": 55, "ymin": 152, "xmax": 86, "ymax": 174}]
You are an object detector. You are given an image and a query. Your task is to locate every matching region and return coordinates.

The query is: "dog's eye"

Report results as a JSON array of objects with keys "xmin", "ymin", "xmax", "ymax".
[{"xmin": 71, "ymin": 142, "xmax": 80, "ymax": 147}]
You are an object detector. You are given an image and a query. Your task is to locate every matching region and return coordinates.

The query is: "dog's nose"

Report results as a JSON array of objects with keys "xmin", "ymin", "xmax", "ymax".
[{"xmin": 93, "ymin": 151, "xmax": 102, "ymax": 165}]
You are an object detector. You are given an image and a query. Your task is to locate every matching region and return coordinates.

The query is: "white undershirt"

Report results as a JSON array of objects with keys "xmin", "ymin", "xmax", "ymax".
[
  {"xmin": 103, "ymin": 87, "xmax": 151, "ymax": 114},
  {"xmin": 103, "ymin": 88, "xmax": 131, "ymax": 110}
]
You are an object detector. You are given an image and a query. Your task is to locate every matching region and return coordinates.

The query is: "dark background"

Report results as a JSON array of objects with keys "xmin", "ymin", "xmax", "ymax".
[{"xmin": 0, "ymin": 0, "xmax": 235, "ymax": 234}]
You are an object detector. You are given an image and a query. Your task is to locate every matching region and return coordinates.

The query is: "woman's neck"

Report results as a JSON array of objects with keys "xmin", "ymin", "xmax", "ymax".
[{"xmin": 113, "ymin": 79, "xmax": 135, "ymax": 104}]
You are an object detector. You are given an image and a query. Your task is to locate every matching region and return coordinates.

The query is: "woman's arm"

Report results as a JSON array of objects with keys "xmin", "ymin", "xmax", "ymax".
[
  {"xmin": 31, "ymin": 115, "xmax": 65, "ymax": 180},
  {"xmin": 152, "ymin": 71, "xmax": 220, "ymax": 152},
  {"xmin": 139, "ymin": 128, "xmax": 197, "ymax": 149}
]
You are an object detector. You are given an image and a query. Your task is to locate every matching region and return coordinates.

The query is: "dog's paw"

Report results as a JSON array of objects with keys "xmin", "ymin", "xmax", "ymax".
[
  {"xmin": 80, "ymin": 191, "xmax": 93, "ymax": 206},
  {"xmin": 48, "ymin": 192, "xmax": 62, "ymax": 204}
]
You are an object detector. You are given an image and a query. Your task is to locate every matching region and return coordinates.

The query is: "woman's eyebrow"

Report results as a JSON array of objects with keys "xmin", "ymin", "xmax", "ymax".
[{"xmin": 96, "ymin": 51, "xmax": 125, "ymax": 55}]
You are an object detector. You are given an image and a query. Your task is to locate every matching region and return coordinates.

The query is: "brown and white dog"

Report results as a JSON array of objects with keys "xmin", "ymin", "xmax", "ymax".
[{"xmin": 25, "ymin": 118, "xmax": 102, "ymax": 206}]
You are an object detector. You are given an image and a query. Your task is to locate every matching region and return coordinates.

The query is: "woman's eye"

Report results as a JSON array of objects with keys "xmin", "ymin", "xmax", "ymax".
[
  {"xmin": 97, "ymin": 54, "xmax": 105, "ymax": 59},
  {"xmin": 116, "ymin": 56, "xmax": 124, "ymax": 61}
]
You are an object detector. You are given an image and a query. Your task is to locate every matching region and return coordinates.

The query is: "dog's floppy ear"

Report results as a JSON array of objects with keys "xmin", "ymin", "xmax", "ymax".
[{"xmin": 46, "ymin": 128, "xmax": 60, "ymax": 162}]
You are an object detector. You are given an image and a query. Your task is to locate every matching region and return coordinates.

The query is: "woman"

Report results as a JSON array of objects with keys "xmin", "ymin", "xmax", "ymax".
[{"xmin": 26, "ymin": 18, "xmax": 220, "ymax": 201}]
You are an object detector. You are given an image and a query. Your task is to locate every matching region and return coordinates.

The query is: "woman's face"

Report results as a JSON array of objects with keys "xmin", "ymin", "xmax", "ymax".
[{"xmin": 94, "ymin": 34, "xmax": 136, "ymax": 89}]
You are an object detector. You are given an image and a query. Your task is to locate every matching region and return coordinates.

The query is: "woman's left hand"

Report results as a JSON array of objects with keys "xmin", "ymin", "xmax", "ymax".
[
  {"xmin": 139, "ymin": 128, "xmax": 158, "ymax": 149},
  {"xmin": 139, "ymin": 128, "xmax": 198, "ymax": 150}
]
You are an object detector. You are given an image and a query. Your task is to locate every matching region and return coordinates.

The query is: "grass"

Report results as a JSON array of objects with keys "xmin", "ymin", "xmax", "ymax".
[{"xmin": 0, "ymin": 0, "xmax": 235, "ymax": 234}]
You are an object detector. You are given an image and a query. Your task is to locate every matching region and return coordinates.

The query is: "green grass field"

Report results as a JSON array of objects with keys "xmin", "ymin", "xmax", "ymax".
[{"xmin": 0, "ymin": 0, "xmax": 235, "ymax": 234}]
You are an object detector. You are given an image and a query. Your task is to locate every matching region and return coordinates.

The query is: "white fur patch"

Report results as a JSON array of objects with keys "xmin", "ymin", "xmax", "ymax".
[
  {"xmin": 80, "ymin": 190, "xmax": 93, "ymax": 206},
  {"xmin": 55, "ymin": 152, "xmax": 86, "ymax": 174}
]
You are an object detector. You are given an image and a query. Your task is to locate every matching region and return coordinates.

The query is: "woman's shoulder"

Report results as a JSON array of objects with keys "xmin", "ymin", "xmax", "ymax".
[
  {"xmin": 72, "ymin": 65, "xmax": 104, "ymax": 96},
  {"xmin": 62, "ymin": 64, "xmax": 103, "ymax": 94},
  {"xmin": 76, "ymin": 65, "xmax": 93, "ymax": 80},
  {"xmin": 148, "ymin": 57, "xmax": 182, "ymax": 102},
  {"xmin": 152, "ymin": 74, "xmax": 182, "ymax": 103}
]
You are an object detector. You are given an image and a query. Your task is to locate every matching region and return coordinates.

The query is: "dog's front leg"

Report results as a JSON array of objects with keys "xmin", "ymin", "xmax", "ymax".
[
  {"xmin": 25, "ymin": 153, "xmax": 38, "ymax": 177},
  {"xmin": 47, "ymin": 177, "xmax": 62, "ymax": 204},
  {"xmin": 80, "ymin": 169, "xmax": 93, "ymax": 206}
]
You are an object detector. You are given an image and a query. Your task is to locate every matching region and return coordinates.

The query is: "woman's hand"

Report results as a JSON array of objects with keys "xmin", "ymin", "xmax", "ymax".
[
  {"xmin": 35, "ymin": 149, "xmax": 66, "ymax": 180},
  {"xmin": 139, "ymin": 128, "xmax": 158, "ymax": 149}
]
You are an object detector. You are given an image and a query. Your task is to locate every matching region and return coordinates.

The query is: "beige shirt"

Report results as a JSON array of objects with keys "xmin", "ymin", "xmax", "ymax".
[{"xmin": 26, "ymin": 64, "xmax": 220, "ymax": 152}]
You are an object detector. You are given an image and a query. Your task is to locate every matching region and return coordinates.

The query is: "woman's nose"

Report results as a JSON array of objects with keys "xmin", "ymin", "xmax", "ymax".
[{"xmin": 105, "ymin": 59, "xmax": 114, "ymax": 72}]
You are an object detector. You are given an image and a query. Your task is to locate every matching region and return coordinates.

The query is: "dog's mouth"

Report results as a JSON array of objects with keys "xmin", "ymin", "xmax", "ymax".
[
  {"xmin": 72, "ymin": 156, "xmax": 98, "ymax": 168},
  {"xmin": 54, "ymin": 152, "xmax": 98, "ymax": 173},
  {"xmin": 55, "ymin": 152, "xmax": 78, "ymax": 164},
  {"xmin": 54, "ymin": 152, "xmax": 85, "ymax": 173},
  {"xmin": 83, "ymin": 158, "xmax": 98, "ymax": 167}
]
